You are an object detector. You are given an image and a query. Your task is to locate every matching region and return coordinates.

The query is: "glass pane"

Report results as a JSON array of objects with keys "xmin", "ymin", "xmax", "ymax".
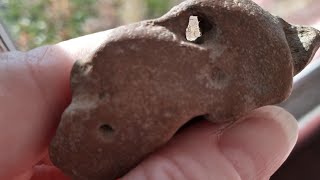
[{"xmin": 0, "ymin": 0, "xmax": 319, "ymax": 51}]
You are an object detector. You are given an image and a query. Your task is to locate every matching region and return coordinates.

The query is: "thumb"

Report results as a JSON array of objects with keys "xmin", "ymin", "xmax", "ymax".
[
  {"xmin": 123, "ymin": 106, "xmax": 298, "ymax": 180},
  {"xmin": 219, "ymin": 106, "xmax": 298, "ymax": 179}
]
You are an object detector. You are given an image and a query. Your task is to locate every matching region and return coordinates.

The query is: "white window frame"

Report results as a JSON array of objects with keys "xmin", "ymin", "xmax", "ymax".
[{"xmin": 0, "ymin": 21, "xmax": 16, "ymax": 52}]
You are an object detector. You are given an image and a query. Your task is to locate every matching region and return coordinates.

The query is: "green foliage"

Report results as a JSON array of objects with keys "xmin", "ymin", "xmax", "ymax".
[
  {"xmin": 145, "ymin": 0, "xmax": 172, "ymax": 18},
  {"xmin": 0, "ymin": 0, "xmax": 175, "ymax": 50},
  {"xmin": 0, "ymin": 0, "xmax": 96, "ymax": 50}
]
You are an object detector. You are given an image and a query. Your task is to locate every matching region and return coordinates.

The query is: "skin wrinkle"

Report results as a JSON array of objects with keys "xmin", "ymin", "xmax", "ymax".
[
  {"xmin": 171, "ymin": 128, "xmax": 239, "ymax": 180},
  {"xmin": 25, "ymin": 48, "xmax": 59, "ymax": 168},
  {"xmin": 27, "ymin": 45, "xmax": 51, "ymax": 65},
  {"xmin": 218, "ymin": 119, "xmax": 255, "ymax": 179},
  {"xmin": 225, "ymin": 122, "xmax": 266, "ymax": 180},
  {"xmin": 167, "ymin": 131, "xmax": 208, "ymax": 179},
  {"xmin": 255, "ymin": 145, "xmax": 273, "ymax": 179},
  {"xmin": 38, "ymin": 46, "xmax": 50, "ymax": 63},
  {"xmin": 251, "ymin": 148, "xmax": 268, "ymax": 180},
  {"xmin": 216, "ymin": 136, "xmax": 243, "ymax": 180},
  {"xmin": 136, "ymin": 154, "xmax": 185, "ymax": 180},
  {"xmin": 29, "ymin": 45, "xmax": 73, "ymax": 124},
  {"xmin": 248, "ymin": 122, "xmax": 270, "ymax": 179},
  {"xmin": 158, "ymin": 154, "xmax": 200, "ymax": 180},
  {"xmin": 189, "ymin": 154, "xmax": 212, "ymax": 180},
  {"xmin": 1, "ymin": 52, "xmax": 42, "ymax": 178},
  {"xmin": 189, "ymin": 124, "xmax": 241, "ymax": 180},
  {"xmin": 0, "ymin": 47, "xmax": 66, "ymax": 179},
  {"xmin": 218, "ymin": 127, "xmax": 256, "ymax": 180},
  {"xmin": 257, "ymin": 152, "xmax": 282, "ymax": 179},
  {"xmin": 189, "ymin": 135, "xmax": 221, "ymax": 180},
  {"xmin": 139, "ymin": 161, "xmax": 151, "ymax": 180},
  {"xmin": 12, "ymin": 170, "xmax": 33, "ymax": 180},
  {"xmin": 216, "ymin": 119, "xmax": 252, "ymax": 180},
  {"xmin": 25, "ymin": 50, "xmax": 51, "ymax": 114},
  {"xmin": 31, "ymin": 165, "xmax": 70, "ymax": 180},
  {"xmin": 155, "ymin": 154, "xmax": 191, "ymax": 180},
  {"xmin": 155, "ymin": 157, "xmax": 181, "ymax": 180}
]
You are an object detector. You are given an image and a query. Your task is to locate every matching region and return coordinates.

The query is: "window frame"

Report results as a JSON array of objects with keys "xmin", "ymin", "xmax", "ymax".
[
  {"xmin": 0, "ymin": 21, "xmax": 16, "ymax": 52},
  {"xmin": 279, "ymin": 59, "xmax": 320, "ymax": 121}
]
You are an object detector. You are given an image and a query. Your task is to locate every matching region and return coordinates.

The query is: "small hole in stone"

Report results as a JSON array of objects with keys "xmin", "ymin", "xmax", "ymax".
[
  {"xmin": 99, "ymin": 91, "xmax": 106, "ymax": 99},
  {"xmin": 99, "ymin": 124, "xmax": 114, "ymax": 136},
  {"xmin": 186, "ymin": 16, "xmax": 202, "ymax": 42}
]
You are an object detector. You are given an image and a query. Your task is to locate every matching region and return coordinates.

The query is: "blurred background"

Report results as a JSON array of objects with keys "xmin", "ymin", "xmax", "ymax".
[{"xmin": 0, "ymin": 0, "xmax": 320, "ymax": 51}]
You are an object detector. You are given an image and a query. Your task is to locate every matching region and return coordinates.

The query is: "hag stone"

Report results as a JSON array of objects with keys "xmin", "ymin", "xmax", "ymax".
[{"xmin": 49, "ymin": 0, "xmax": 320, "ymax": 179}]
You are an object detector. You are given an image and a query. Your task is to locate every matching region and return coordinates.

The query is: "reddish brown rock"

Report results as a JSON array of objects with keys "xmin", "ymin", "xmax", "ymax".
[{"xmin": 49, "ymin": 0, "xmax": 320, "ymax": 179}]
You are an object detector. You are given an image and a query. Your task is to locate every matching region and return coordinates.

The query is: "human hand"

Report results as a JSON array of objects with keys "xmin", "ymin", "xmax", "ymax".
[{"xmin": 0, "ymin": 31, "xmax": 298, "ymax": 180}]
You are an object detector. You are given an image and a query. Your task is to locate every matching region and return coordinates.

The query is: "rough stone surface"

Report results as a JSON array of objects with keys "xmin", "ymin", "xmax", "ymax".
[{"xmin": 49, "ymin": 0, "xmax": 320, "ymax": 179}]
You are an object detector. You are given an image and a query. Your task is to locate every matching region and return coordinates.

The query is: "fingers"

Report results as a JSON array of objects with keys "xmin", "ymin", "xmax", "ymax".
[
  {"xmin": 0, "ymin": 44, "xmax": 77, "ymax": 178},
  {"xmin": 0, "ymin": 50, "xmax": 56, "ymax": 178},
  {"xmin": 30, "ymin": 165, "xmax": 70, "ymax": 180},
  {"xmin": 0, "ymin": 30, "xmax": 112, "ymax": 179},
  {"xmin": 26, "ymin": 150, "xmax": 70, "ymax": 180},
  {"xmin": 123, "ymin": 106, "xmax": 298, "ymax": 180}
]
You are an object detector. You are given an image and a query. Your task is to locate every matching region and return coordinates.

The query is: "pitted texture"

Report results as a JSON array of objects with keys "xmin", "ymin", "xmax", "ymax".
[{"xmin": 49, "ymin": 0, "xmax": 320, "ymax": 180}]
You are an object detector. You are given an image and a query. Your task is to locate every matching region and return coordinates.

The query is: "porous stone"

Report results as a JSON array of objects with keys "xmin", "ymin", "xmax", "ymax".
[{"xmin": 49, "ymin": 0, "xmax": 320, "ymax": 179}]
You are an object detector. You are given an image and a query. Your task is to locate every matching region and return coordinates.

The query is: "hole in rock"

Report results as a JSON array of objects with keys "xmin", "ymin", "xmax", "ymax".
[
  {"xmin": 186, "ymin": 15, "xmax": 213, "ymax": 43},
  {"xmin": 99, "ymin": 124, "xmax": 114, "ymax": 137}
]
